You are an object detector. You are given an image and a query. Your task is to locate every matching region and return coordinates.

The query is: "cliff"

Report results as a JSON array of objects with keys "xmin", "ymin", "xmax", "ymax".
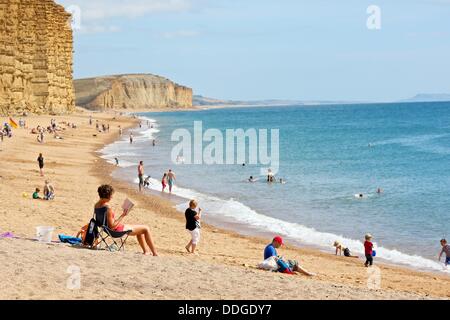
[
  {"xmin": 74, "ymin": 74, "xmax": 193, "ymax": 110},
  {"xmin": 0, "ymin": 0, "xmax": 75, "ymax": 115}
]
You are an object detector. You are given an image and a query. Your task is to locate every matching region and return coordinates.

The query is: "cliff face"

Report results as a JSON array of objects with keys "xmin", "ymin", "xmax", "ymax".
[
  {"xmin": 74, "ymin": 74, "xmax": 193, "ymax": 110},
  {"xmin": 0, "ymin": 0, "xmax": 75, "ymax": 115}
]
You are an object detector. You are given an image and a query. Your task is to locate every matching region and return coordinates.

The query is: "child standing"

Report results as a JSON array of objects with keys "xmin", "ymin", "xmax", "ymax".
[
  {"xmin": 185, "ymin": 200, "xmax": 202, "ymax": 254},
  {"xmin": 438, "ymin": 239, "xmax": 450, "ymax": 267},
  {"xmin": 364, "ymin": 234, "xmax": 374, "ymax": 267}
]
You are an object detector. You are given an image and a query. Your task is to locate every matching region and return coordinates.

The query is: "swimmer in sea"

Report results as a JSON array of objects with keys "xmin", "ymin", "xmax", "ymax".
[
  {"xmin": 115, "ymin": 158, "xmax": 119, "ymax": 166},
  {"xmin": 377, "ymin": 188, "xmax": 383, "ymax": 194},
  {"xmin": 248, "ymin": 176, "xmax": 256, "ymax": 182}
]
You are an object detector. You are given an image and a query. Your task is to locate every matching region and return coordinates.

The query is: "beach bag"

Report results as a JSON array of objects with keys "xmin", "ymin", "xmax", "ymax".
[
  {"xmin": 258, "ymin": 256, "xmax": 279, "ymax": 271},
  {"xmin": 83, "ymin": 218, "xmax": 98, "ymax": 247},
  {"xmin": 277, "ymin": 259, "xmax": 294, "ymax": 274}
]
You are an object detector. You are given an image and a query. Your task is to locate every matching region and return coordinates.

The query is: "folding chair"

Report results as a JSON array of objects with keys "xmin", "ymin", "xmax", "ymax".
[{"xmin": 94, "ymin": 207, "xmax": 132, "ymax": 252}]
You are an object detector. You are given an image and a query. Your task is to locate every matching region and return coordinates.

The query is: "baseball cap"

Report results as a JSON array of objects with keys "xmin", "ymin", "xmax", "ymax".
[{"xmin": 273, "ymin": 236, "xmax": 284, "ymax": 245}]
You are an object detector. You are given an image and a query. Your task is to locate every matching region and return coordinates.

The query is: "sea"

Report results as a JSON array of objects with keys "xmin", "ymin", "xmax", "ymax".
[{"xmin": 99, "ymin": 101, "xmax": 450, "ymax": 273}]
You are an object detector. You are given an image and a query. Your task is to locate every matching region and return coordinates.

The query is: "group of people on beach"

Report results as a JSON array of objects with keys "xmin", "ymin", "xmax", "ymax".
[
  {"xmin": 19, "ymin": 114, "xmax": 449, "ymax": 281},
  {"xmin": 137, "ymin": 161, "xmax": 176, "ymax": 193},
  {"xmin": 32, "ymin": 180, "xmax": 55, "ymax": 201},
  {"xmin": 89, "ymin": 117, "xmax": 111, "ymax": 134}
]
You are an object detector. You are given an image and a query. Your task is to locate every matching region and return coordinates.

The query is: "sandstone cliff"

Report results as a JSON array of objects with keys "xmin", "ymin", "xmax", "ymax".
[
  {"xmin": 74, "ymin": 74, "xmax": 193, "ymax": 110},
  {"xmin": 0, "ymin": 0, "xmax": 74, "ymax": 116}
]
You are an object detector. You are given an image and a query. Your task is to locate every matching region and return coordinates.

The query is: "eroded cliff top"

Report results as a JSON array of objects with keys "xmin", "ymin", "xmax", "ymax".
[{"xmin": 74, "ymin": 74, "xmax": 193, "ymax": 110}]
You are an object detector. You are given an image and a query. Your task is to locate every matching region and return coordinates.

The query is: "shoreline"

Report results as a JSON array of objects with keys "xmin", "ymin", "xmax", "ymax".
[
  {"xmin": 108, "ymin": 111, "xmax": 449, "ymax": 276},
  {"xmin": 1, "ymin": 110, "xmax": 449, "ymax": 299},
  {"xmin": 97, "ymin": 114, "xmax": 450, "ymax": 286}
]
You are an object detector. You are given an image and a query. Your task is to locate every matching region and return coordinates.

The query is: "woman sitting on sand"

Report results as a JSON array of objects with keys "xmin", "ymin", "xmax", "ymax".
[{"xmin": 95, "ymin": 184, "xmax": 158, "ymax": 256}]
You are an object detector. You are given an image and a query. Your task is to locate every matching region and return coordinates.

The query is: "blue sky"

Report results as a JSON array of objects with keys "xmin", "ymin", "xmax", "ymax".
[{"xmin": 56, "ymin": 0, "xmax": 450, "ymax": 102}]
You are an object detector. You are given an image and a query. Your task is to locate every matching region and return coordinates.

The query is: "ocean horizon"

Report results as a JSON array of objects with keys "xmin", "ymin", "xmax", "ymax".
[{"xmin": 100, "ymin": 101, "xmax": 450, "ymax": 274}]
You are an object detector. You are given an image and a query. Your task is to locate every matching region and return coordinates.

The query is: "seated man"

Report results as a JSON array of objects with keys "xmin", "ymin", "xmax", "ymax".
[{"xmin": 264, "ymin": 236, "xmax": 315, "ymax": 276}]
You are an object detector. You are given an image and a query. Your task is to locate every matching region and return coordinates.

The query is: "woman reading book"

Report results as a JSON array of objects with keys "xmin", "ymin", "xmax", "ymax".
[{"xmin": 95, "ymin": 184, "xmax": 158, "ymax": 256}]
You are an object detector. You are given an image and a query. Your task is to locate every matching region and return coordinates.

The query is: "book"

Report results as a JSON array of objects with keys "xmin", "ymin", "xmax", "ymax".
[{"xmin": 122, "ymin": 198, "xmax": 135, "ymax": 213}]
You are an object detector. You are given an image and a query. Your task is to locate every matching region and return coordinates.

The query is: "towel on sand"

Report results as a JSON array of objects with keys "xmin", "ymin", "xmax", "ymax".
[{"xmin": 58, "ymin": 234, "xmax": 82, "ymax": 245}]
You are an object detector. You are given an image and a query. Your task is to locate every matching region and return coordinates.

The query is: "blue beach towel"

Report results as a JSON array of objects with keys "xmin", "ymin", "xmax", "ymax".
[{"xmin": 58, "ymin": 234, "xmax": 82, "ymax": 245}]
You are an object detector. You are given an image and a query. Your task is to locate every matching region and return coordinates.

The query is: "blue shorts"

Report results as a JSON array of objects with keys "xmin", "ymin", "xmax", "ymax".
[{"xmin": 446, "ymin": 257, "xmax": 450, "ymax": 265}]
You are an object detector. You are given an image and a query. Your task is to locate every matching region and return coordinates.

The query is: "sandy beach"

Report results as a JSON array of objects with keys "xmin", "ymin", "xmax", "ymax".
[{"xmin": 0, "ymin": 110, "xmax": 449, "ymax": 300}]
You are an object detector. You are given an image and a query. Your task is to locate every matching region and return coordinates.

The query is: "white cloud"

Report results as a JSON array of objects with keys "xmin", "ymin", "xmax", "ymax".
[{"xmin": 56, "ymin": 0, "xmax": 192, "ymax": 21}]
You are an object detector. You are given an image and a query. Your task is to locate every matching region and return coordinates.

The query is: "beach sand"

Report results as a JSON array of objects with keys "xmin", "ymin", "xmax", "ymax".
[{"xmin": 0, "ymin": 110, "xmax": 449, "ymax": 300}]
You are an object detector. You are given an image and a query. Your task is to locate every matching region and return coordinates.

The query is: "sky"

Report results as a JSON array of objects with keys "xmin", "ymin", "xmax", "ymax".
[{"xmin": 56, "ymin": 0, "xmax": 450, "ymax": 102}]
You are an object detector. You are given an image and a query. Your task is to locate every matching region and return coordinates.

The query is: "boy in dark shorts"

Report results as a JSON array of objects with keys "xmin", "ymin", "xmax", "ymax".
[{"xmin": 364, "ymin": 234, "xmax": 374, "ymax": 267}]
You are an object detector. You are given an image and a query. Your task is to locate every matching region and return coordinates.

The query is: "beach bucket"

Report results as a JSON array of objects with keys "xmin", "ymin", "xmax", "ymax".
[
  {"xmin": 36, "ymin": 226, "xmax": 54, "ymax": 243},
  {"xmin": 372, "ymin": 250, "xmax": 377, "ymax": 257}
]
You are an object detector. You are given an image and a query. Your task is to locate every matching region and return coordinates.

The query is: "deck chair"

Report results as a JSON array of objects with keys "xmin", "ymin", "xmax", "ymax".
[{"xmin": 94, "ymin": 207, "xmax": 132, "ymax": 252}]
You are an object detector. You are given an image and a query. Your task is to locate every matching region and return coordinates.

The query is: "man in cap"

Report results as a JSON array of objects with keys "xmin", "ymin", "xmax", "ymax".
[{"xmin": 263, "ymin": 236, "xmax": 315, "ymax": 276}]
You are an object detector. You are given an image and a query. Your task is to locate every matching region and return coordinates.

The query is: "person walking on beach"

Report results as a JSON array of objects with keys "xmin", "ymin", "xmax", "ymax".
[
  {"xmin": 167, "ymin": 169, "xmax": 176, "ymax": 193},
  {"xmin": 89, "ymin": 116, "xmax": 92, "ymax": 126},
  {"xmin": 185, "ymin": 200, "xmax": 202, "ymax": 254},
  {"xmin": 364, "ymin": 234, "xmax": 374, "ymax": 267},
  {"xmin": 95, "ymin": 184, "xmax": 158, "ymax": 256},
  {"xmin": 438, "ymin": 239, "xmax": 450, "ymax": 267},
  {"xmin": 119, "ymin": 126, "xmax": 123, "ymax": 137},
  {"xmin": 138, "ymin": 161, "xmax": 145, "ymax": 192},
  {"xmin": 161, "ymin": 173, "xmax": 168, "ymax": 192},
  {"xmin": 130, "ymin": 133, "xmax": 134, "ymax": 144},
  {"xmin": 37, "ymin": 153, "xmax": 44, "ymax": 176}
]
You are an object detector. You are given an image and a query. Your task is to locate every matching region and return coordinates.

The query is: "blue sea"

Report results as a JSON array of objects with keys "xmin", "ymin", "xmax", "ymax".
[{"xmin": 100, "ymin": 102, "xmax": 450, "ymax": 273}]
